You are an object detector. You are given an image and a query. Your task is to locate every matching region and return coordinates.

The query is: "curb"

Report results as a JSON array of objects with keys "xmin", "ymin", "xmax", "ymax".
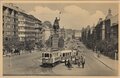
[{"xmin": 93, "ymin": 53, "xmax": 115, "ymax": 71}]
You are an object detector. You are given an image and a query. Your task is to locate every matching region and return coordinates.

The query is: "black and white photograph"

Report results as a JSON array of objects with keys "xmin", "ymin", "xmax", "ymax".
[{"xmin": 2, "ymin": 0, "xmax": 119, "ymax": 76}]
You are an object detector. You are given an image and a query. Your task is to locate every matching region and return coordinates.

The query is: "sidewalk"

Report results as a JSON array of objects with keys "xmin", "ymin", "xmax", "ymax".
[
  {"xmin": 79, "ymin": 42, "xmax": 118, "ymax": 72},
  {"xmin": 91, "ymin": 50, "xmax": 118, "ymax": 71},
  {"xmin": 3, "ymin": 49, "xmax": 41, "ymax": 57}
]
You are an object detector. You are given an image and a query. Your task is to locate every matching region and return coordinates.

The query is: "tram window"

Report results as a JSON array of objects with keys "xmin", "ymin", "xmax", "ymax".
[
  {"xmin": 63, "ymin": 53, "xmax": 65, "ymax": 57},
  {"xmin": 45, "ymin": 54, "xmax": 49, "ymax": 57},
  {"xmin": 50, "ymin": 54, "xmax": 52, "ymax": 58}
]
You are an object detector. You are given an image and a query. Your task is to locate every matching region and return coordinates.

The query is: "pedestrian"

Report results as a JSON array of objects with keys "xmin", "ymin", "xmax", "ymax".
[
  {"xmin": 80, "ymin": 56, "xmax": 85, "ymax": 68},
  {"xmin": 65, "ymin": 59, "xmax": 67, "ymax": 66},
  {"xmin": 69, "ymin": 59, "xmax": 73, "ymax": 68},
  {"xmin": 97, "ymin": 51, "xmax": 100, "ymax": 58},
  {"xmin": 72, "ymin": 56, "xmax": 75, "ymax": 64},
  {"xmin": 78, "ymin": 57, "xmax": 80, "ymax": 68},
  {"xmin": 75, "ymin": 55, "xmax": 78, "ymax": 64},
  {"xmin": 67, "ymin": 59, "xmax": 71, "ymax": 69}
]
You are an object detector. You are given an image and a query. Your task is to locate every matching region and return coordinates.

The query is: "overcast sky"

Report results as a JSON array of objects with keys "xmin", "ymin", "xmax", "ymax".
[{"xmin": 14, "ymin": 3, "xmax": 118, "ymax": 30}]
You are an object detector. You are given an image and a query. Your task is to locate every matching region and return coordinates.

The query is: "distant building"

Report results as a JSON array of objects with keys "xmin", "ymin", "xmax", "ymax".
[
  {"xmin": 74, "ymin": 30, "xmax": 81, "ymax": 39},
  {"xmin": 64, "ymin": 29, "xmax": 74, "ymax": 40}
]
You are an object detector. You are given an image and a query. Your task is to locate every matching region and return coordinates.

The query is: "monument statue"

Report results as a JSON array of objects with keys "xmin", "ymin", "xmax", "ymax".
[
  {"xmin": 53, "ymin": 17, "xmax": 60, "ymax": 33},
  {"xmin": 51, "ymin": 17, "xmax": 60, "ymax": 51}
]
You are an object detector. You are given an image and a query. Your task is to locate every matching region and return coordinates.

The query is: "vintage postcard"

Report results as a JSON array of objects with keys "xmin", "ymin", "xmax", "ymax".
[{"xmin": 0, "ymin": 0, "xmax": 119, "ymax": 77}]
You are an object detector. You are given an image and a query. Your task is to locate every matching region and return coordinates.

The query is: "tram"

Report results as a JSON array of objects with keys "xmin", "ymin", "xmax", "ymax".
[
  {"xmin": 42, "ymin": 51, "xmax": 61, "ymax": 66},
  {"xmin": 41, "ymin": 50, "xmax": 77, "ymax": 66},
  {"xmin": 61, "ymin": 50, "xmax": 74, "ymax": 62}
]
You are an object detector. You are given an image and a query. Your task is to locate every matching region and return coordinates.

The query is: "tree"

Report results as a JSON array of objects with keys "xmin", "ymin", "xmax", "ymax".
[
  {"xmin": 25, "ymin": 40, "xmax": 35, "ymax": 53},
  {"xmin": 3, "ymin": 37, "xmax": 16, "ymax": 53},
  {"xmin": 42, "ymin": 21, "xmax": 52, "ymax": 28},
  {"xmin": 36, "ymin": 40, "xmax": 44, "ymax": 50},
  {"xmin": 96, "ymin": 40, "xmax": 108, "ymax": 53}
]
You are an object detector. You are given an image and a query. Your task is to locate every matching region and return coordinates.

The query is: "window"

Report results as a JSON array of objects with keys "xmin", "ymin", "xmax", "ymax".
[
  {"xmin": 5, "ymin": 37, "xmax": 8, "ymax": 41},
  {"xmin": 6, "ymin": 32, "xmax": 11, "ymax": 35},
  {"xmin": 6, "ymin": 25, "xmax": 11, "ymax": 28},
  {"xmin": 6, "ymin": 17, "xmax": 10, "ymax": 22},
  {"xmin": 45, "ymin": 53, "xmax": 49, "ymax": 57}
]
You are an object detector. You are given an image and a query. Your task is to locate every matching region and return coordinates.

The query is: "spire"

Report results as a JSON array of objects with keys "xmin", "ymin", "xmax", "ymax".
[
  {"xmin": 98, "ymin": 18, "xmax": 102, "ymax": 24},
  {"xmin": 58, "ymin": 11, "xmax": 61, "ymax": 21},
  {"xmin": 108, "ymin": 8, "xmax": 111, "ymax": 14},
  {"xmin": 105, "ymin": 8, "xmax": 112, "ymax": 20}
]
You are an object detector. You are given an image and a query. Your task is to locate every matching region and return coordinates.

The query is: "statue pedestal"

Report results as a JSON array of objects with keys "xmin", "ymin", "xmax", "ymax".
[{"xmin": 52, "ymin": 34, "xmax": 59, "ymax": 51}]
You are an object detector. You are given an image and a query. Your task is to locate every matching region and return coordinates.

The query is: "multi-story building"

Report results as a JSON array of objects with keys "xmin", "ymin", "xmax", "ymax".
[
  {"xmin": 3, "ymin": 3, "xmax": 19, "ymax": 49},
  {"xmin": 104, "ymin": 9, "xmax": 113, "ymax": 41},
  {"xmin": 81, "ymin": 9, "xmax": 118, "ymax": 59},
  {"xmin": 3, "ymin": 3, "xmax": 44, "ymax": 52},
  {"xmin": 109, "ymin": 14, "xmax": 118, "ymax": 44},
  {"xmin": 34, "ymin": 17, "xmax": 43, "ymax": 43},
  {"xmin": 18, "ymin": 12, "xmax": 43, "ymax": 43},
  {"xmin": 18, "ymin": 13, "xmax": 35, "ymax": 42}
]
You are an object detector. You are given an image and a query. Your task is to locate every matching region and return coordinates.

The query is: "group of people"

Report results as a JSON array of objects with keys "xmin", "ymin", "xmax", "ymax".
[{"xmin": 65, "ymin": 55, "xmax": 86, "ymax": 69}]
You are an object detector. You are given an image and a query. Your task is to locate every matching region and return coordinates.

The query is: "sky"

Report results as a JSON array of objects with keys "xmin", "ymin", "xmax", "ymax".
[{"xmin": 14, "ymin": 3, "xmax": 118, "ymax": 30}]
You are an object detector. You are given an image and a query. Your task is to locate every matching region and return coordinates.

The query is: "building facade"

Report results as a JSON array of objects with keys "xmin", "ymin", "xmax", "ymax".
[
  {"xmin": 3, "ymin": 3, "xmax": 44, "ymax": 52},
  {"xmin": 3, "ymin": 3, "xmax": 19, "ymax": 50},
  {"xmin": 81, "ymin": 9, "xmax": 118, "ymax": 59}
]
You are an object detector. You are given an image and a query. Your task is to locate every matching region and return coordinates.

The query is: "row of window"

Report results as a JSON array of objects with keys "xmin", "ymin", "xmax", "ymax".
[
  {"xmin": 3, "ymin": 31, "xmax": 17, "ymax": 36},
  {"xmin": 18, "ymin": 32, "xmax": 36, "ymax": 34},
  {"xmin": 42, "ymin": 52, "xmax": 60, "ymax": 58},
  {"xmin": 19, "ymin": 37, "xmax": 36, "ymax": 41},
  {"xmin": 3, "ymin": 16, "xmax": 18, "ymax": 22},
  {"xmin": 18, "ymin": 27, "xmax": 36, "ymax": 30},
  {"xmin": 62, "ymin": 52, "xmax": 71, "ymax": 57},
  {"xmin": 18, "ymin": 21, "xmax": 35, "ymax": 26},
  {"xmin": 3, "ymin": 24, "xmax": 18, "ymax": 29}
]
